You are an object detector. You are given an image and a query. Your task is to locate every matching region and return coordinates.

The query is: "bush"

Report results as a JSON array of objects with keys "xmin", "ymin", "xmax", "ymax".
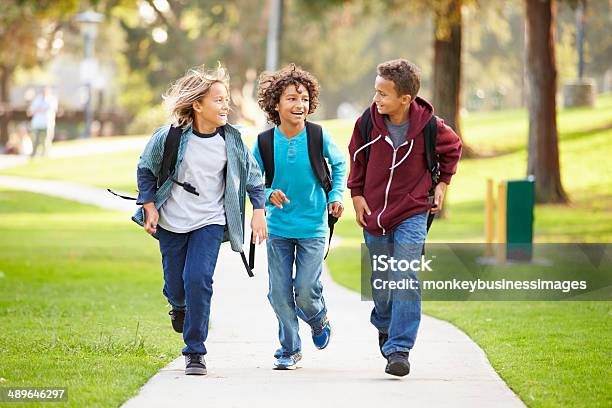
[{"xmin": 126, "ymin": 104, "xmax": 169, "ymax": 135}]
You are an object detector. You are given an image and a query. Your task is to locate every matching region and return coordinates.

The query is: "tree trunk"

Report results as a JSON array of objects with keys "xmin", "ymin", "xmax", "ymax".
[
  {"xmin": 525, "ymin": 0, "xmax": 568, "ymax": 203},
  {"xmin": 0, "ymin": 65, "xmax": 12, "ymax": 147},
  {"xmin": 432, "ymin": 0, "xmax": 475, "ymax": 158},
  {"xmin": 266, "ymin": 0, "xmax": 283, "ymax": 71}
]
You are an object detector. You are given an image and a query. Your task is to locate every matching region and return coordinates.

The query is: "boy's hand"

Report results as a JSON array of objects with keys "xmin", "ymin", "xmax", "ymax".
[
  {"xmin": 430, "ymin": 181, "xmax": 448, "ymax": 214},
  {"xmin": 328, "ymin": 201, "xmax": 344, "ymax": 218},
  {"xmin": 251, "ymin": 209, "xmax": 268, "ymax": 244},
  {"xmin": 269, "ymin": 189, "xmax": 290, "ymax": 209},
  {"xmin": 352, "ymin": 195, "xmax": 371, "ymax": 228},
  {"xmin": 143, "ymin": 202, "xmax": 159, "ymax": 235}
]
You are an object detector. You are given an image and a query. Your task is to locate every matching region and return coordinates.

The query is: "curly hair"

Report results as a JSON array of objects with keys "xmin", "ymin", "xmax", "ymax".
[
  {"xmin": 377, "ymin": 59, "xmax": 421, "ymax": 98},
  {"xmin": 257, "ymin": 63, "xmax": 320, "ymax": 125},
  {"xmin": 163, "ymin": 63, "xmax": 230, "ymax": 128}
]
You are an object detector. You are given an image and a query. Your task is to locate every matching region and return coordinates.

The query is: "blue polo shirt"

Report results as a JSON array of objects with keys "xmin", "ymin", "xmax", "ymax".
[{"xmin": 253, "ymin": 126, "xmax": 346, "ymax": 239}]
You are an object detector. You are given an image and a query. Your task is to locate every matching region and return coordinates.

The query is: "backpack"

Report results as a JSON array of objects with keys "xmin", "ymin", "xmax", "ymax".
[
  {"xmin": 257, "ymin": 122, "xmax": 338, "ymax": 259},
  {"xmin": 109, "ymin": 125, "xmax": 256, "ymax": 277},
  {"xmin": 357, "ymin": 107, "xmax": 439, "ymax": 232}
]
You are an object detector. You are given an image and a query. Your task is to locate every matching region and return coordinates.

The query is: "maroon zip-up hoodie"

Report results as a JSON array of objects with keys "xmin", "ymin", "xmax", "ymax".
[{"xmin": 348, "ymin": 97, "xmax": 462, "ymax": 236}]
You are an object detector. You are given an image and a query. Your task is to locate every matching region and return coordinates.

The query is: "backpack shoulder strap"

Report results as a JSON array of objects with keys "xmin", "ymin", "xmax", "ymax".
[
  {"xmin": 306, "ymin": 121, "xmax": 332, "ymax": 193},
  {"xmin": 358, "ymin": 107, "xmax": 373, "ymax": 164},
  {"xmin": 305, "ymin": 121, "xmax": 338, "ymax": 260},
  {"xmin": 424, "ymin": 115, "xmax": 439, "ymax": 184},
  {"xmin": 423, "ymin": 115, "xmax": 439, "ymax": 233},
  {"xmin": 257, "ymin": 128, "xmax": 275, "ymax": 188},
  {"xmin": 158, "ymin": 125, "xmax": 182, "ymax": 188}
]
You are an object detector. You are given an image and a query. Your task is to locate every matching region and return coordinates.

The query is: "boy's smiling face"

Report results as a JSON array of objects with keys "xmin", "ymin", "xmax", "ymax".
[
  {"xmin": 193, "ymin": 81, "xmax": 230, "ymax": 131},
  {"xmin": 373, "ymin": 75, "xmax": 411, "ymax": 117},
  {"xmin": 275, "ymin": 84, "xmax": 310, "ymax": 128}
]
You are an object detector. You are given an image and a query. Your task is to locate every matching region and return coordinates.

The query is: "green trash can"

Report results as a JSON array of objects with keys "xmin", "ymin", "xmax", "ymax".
[{"xmin": 505, "ymin": 177, "xmax": 535, "ymax": 261}]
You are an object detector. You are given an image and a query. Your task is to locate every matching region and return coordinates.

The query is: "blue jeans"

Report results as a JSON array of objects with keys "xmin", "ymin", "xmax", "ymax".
[
  {"xmin": 266, "ymin": 234, "xmax": 327, "ymax": 357},
  {"xmin": 157, "ymin": 224, "xmax": 224, "ymax": 355},
  {"xmin": 363, "ymin": 212, "xmax": 427, "ymax": 355}
]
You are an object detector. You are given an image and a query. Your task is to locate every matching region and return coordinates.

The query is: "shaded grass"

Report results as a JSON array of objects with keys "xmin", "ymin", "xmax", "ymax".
[{"xmin": 0, "ymin": 190, "xmax": 182, "ymax": 407}]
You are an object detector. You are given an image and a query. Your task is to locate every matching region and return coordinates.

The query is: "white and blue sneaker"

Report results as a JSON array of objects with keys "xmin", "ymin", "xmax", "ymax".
[
  {"xmin": 312, "ymin": 317, "xmax": 332, "ymax": 350},
  {"xmin": 273, "ymin": 352, "xmax": 302, "ymax": 370}
]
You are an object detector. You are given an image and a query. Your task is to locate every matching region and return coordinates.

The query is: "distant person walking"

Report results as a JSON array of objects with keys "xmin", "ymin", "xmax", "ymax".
[{"xmin": 29, "ymin": 86, "xmax": 58, "ymax": 158}]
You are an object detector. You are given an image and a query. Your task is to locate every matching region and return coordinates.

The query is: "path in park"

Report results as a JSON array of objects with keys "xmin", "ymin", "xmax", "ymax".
[{"xmin": 0, "ymin": 151, "xmax": 524, "ymax": 407}]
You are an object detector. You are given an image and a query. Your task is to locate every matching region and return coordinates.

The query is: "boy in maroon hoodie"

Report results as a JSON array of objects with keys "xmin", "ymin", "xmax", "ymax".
[{"xmin": 348, "ymin": 59, "xmax": 461, "ymax": 376}]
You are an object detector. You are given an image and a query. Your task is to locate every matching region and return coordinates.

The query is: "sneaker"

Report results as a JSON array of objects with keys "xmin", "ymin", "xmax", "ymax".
[
  {"xmin": 378, "ymin": 331, "xmax": 388, "ymax": 357},
  {"xmin": 273, "ymin": 352, "xmax": 302, "ymax": 370},
  {"xmin": 169, "ymin": 309, "xmax": 185, "ymax": 333},
  {"xmin": 185, "ymin": 353, "xmax": 206, "ymax": 375},
  {"xmin": 385, "ymin": 352, "xmax": 410, "ymax": 377},
  {"xmin": 312, "ymin": 317, "xmax": 332, "ymax": 350}
]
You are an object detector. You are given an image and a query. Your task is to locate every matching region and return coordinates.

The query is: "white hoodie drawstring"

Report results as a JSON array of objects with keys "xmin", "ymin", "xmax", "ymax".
[
  {"xmin": 353, "ymin": 135, "xmax": 382, "ymax": 162},
  {"xmin": 390, "ymin": 139, "xmax": 414, "ymax": 170}
]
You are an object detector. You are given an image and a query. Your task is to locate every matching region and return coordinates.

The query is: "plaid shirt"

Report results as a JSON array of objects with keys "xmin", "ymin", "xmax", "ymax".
[{"xmin": 133, "ymin": 123, "xmax": 265, "ymax": 253}]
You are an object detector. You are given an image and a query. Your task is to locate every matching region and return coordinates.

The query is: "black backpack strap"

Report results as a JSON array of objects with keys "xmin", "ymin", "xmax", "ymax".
[
  {"xmin": 257, "ymin": 128, "xmax": 275, "ymax": 188},
  {"xmin": 358, "ymin": 107, "xmax": 373, "ymax": 164},
  {"xmin": 158, "ymin": 125, "xmax": 183, "ymax": 188},
  {"xmin": 249, "ymin": 232, "xmax": 256, "ymax": 270},
  {"xmin": 423, "ymin": 115, "xmax": 439, "ymax": 233},
  {"xmin": 424, "ymin": 115, "xmax": 439, "ymax": 192},
  {"xmin": 324, "ymin": 213, "xmax": 338, "ymax": 260},
  {"xmin": 239, "ymin": 250, "xmax": 254, "ymax": 277},
  {"xmin": 305, "ymin": 121, "xmax": 338, "ymax": 259},
  {"xmin": 107, "ymin": 189, "xmax": 136, "ymax": 200},
  {"xmin": 306, "ymin": 122, "xmax": 332, "ymax": 193}
]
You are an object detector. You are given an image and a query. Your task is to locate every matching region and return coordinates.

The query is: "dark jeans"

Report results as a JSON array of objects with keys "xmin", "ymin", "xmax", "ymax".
[{"xmin": 157, "ymin": 224, "xmax": 224, "ymax": 355}]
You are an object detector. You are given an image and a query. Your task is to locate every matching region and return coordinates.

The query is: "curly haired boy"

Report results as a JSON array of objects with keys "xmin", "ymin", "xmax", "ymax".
[{"xmin": 254, "ymin": 64, "xmax": 347, "ymax": 370}]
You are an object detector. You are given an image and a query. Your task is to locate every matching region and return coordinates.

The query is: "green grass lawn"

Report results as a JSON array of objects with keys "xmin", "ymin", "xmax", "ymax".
[
  {"xmin": 0, "ymin": 190, "xmax": 182, "ymax": 407},
  {"xmin": 1, "ymin": 95, "xmax": 611, "ymax": 406}
]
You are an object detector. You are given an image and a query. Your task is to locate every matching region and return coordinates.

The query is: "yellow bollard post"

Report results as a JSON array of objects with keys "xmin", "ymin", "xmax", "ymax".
[
  {"xmin": 496, "ymin": 181, "xmax": 507, "ymax": 263},
  {"xmin": 485, "ymin": 179, "xmax": 494, "ymax": 257}
]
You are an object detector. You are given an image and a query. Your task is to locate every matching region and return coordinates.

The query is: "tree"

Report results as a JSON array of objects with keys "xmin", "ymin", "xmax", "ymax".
[
  {"xmin": 0, "ymin": 1, "xmax": 79, "ymax": 145},
  {"xmin": 113, "ymin": 0, "xmax": 268, "ymax": 123},
  {"xmin": 525, "ymin": 0, "xmax": 568, "ymax": 203},
  {"xmin": 431, "ymin": 0, "xmax": 477, "ymax": 157}
]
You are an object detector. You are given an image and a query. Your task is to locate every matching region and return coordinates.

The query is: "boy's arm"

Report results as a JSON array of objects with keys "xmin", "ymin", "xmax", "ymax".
[
  {"xmin": 252, "ymin": 141, "xmax": 274, "ymax": 205},
  {"xmin": 322, "ymin": 129, "xmax": 347, "ymax": 204},
  {"xmin": 136, "ymin": 126, "xmax": 169, "ymax": 205},
  {"xmin": 347, "ymin": 117, "xmax": 366, "ymax": 197},
  {"xmin": 136, "ymin": 168, "xmax": 158, "ymax": 205},
  {"xmin": 435, "ymin": 118, "xmax": 462, "ymax": 185},
  {"xmin": 245, "ymin": 148, "xmax": 266, "ymax": 210}
]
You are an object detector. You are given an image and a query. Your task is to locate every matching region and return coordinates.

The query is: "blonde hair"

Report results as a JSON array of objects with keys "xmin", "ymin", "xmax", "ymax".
[{"xmin": 163, "ymin": 63, "xmax": 230, "ymax": 128}]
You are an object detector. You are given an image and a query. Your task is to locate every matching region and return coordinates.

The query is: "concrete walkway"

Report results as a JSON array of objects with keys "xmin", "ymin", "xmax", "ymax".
[
  {"xmin": 0, "ymin": 155, "xmax": 524, "ymax": 408},
  {"xmin": 123, "ymin": 246, "xmax": 524, "ymax": 408}
]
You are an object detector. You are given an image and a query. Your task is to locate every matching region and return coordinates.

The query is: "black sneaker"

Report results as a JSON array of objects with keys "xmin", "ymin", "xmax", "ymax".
[
  {"xmin": 169, "ymin": 309, "xmax": 185, "ymax": 333},
  {"xmin": 385, "ymin": 352, "xmax": 410, "ymax": 377},
  {"xmin": 185, "ymin": 353, "xmax": 206, "ymax": 375},
  {"xmin": 378, "ymin": 332, "xmax": 388, "ymax": 357}
]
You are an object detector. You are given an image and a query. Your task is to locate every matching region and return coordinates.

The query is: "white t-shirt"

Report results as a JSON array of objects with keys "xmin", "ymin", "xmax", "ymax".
[
  {"xmin": 30, "ymin": 94, "xmax": 58, "ymax": 130},
  {"xmin": 158, "ymin": 129, "xmax": 227, "ymax": 233}
]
